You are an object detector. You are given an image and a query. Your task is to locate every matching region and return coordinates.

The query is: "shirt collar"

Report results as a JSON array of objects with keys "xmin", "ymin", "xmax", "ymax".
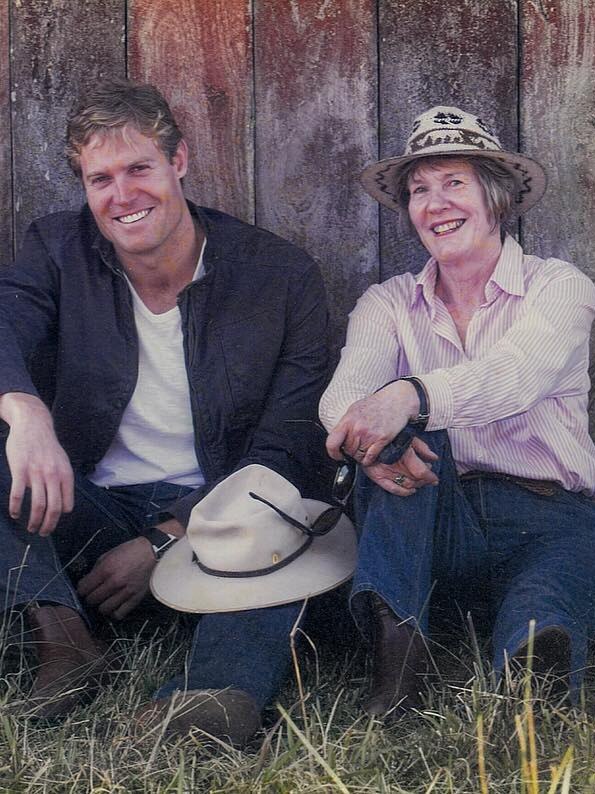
[
  {"xmin": 486, "ymin": 234, "xmax": 525, "ymax": 298},
  {"xmin": 411, "ymin": 233, "xmax": 525, "ymax": 309},
  {"xmin": 411, "ymin": 258, "xmax": 439, "ymax": 309}
]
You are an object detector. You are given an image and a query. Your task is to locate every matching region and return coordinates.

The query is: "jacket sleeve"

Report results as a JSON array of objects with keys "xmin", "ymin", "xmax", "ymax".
[
  {"xmin": 0, "ymin": 221, "xmax": 59, "ymax": 398},
  {"xmin": 170, "ymin": 258, "xmax": 330, "ymax": 526}
]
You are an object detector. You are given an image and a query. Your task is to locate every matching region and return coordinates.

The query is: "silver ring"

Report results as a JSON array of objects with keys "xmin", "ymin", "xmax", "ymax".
[{"xmin": 393, "ymin": 474, "xmax": 406, "ymax": 486}]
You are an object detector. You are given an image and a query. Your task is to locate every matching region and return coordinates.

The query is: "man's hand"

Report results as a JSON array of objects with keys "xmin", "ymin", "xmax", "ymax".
[
  {"xmin": 0, "ymin": 392, "xmax": 74, "ymax": 536},
  {"xmin": 326, "ymin": 380, "xmax": 420, "ymax": 466},
  {"xmin": 362, "ymin": 437, "xmax": 439, "ymax": 495},
  {"xmin": 77, "ymin": 518, "xmax": 185, "ymax": 620},
  {"xmin": 77, "ymin": 537, "xmax": 157, "ymax": 621}
]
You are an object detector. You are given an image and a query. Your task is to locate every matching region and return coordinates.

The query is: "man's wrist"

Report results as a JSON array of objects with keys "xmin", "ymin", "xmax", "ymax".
[
  {"xmin": 0, "ymin": 392, "xmax": 50, "ymax": 425},
  {"xmin": 140, "ymin": 527, "xmax": 179, "ymax": 560}
]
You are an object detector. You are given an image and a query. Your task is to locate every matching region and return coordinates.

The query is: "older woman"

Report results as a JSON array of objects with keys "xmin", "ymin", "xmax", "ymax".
[{"xmin": 320, "ymin": 106, "xmax": 595, "ymax": 715}]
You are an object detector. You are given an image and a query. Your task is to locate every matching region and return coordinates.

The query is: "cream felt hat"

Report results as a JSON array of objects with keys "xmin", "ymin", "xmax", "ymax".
[
  {"xmin": 361, "ymin": 105, "xmax": 547, "ymax": 214},
  {"xmin": 150, "ymin": 464, "xmax": 357, "ymax": 613}
]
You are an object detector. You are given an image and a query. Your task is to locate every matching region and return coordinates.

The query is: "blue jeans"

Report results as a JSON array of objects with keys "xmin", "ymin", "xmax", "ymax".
[
  {"xmin": 0, "ymin": 457, "xmax": 300, "ymax": 709},
  {"xmin": 351, "ymin": 431, "xmax": 595, "ymax": 692}
]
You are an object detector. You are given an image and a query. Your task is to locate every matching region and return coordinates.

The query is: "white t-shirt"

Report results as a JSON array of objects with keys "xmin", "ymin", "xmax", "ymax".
[{"xmin": 90, "ymin": 248, "xmax": 206, "ymax": 488}]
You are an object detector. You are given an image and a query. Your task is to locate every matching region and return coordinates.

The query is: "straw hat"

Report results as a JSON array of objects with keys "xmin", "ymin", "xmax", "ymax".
[
  {"xmin": 361, "ymin": 105, "xmax": 546, "ymax": 213},
  {"xmin": 151, "ymin": 465, "xmax": 357, "ymax": 613}
]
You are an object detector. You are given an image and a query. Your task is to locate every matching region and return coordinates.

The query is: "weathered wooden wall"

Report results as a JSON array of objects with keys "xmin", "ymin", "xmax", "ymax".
[
  {"xmin": 1, "ymin": 0, "xmax": 594, "ymax": 399},
  {"xmin": 0, "ymin": 0, "xmax": 11, "ymax": 258},
  {"xmin": 129, "ymin": 0, "xmax": 255, "ymax": 221}
]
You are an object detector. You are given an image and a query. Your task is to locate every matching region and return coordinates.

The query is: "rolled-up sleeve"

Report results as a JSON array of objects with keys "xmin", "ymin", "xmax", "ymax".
[
  {"xmin": 422, "ymin": 271, "xmax": 595, "ymax": 429},
  {"xmin": 319, "ymin": 284, "xmax": 403, "ymax": 431}
]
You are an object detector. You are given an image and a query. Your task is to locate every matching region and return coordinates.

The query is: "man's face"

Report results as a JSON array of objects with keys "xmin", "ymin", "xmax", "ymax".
[{"xmin": 79, "ymin": 126, "xmax": 189, "ymax": 262}]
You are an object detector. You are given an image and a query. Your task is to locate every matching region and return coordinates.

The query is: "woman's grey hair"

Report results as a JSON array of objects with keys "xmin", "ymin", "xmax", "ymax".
[{"xmin": 395, "ymin": 155, "xmax": 516, "ymax": 233}]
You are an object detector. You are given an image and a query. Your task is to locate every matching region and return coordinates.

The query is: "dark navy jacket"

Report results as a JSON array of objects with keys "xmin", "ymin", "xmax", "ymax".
[{"xmin": 0, "ymin": 202, "xmax": 329, "ymax": 525}]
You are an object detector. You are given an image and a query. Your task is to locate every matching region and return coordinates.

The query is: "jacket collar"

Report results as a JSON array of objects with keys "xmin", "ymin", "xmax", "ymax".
[{"xmin": 91, "ymin": 200, "xmax": 231, "ymax": 276}]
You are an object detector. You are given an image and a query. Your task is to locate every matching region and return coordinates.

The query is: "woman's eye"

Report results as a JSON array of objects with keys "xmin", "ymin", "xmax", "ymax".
[
  {"xmin": 448, "ymin": 179, "xmax": 463, "ymax": 187},
  {"xmin": 411, "ymin": 185, "xmax": 427, "ymax": 194}
]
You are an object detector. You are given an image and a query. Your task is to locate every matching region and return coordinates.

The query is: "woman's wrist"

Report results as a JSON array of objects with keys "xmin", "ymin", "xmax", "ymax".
[
  {"xmin": 398, "ymin": 377, "xmax": 430, "ymax": 428},
  {"xmin": 376, "ymin": 376, "xmax": 430, "ymax": 429},
  {"xmin": 377, "ymin": 379, "xmax": 420, "ymax": 422}
]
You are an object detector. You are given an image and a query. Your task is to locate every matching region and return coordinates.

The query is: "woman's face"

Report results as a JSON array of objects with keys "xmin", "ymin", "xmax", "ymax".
[{"xmin": 407, "ymin": 158, "xmax": 499, "ymax": 266}]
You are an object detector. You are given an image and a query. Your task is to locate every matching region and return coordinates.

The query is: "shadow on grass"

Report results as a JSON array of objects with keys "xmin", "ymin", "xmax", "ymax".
[{"xmin": 1, "ymin": 592, "xmax": 595, "ymax": 792}]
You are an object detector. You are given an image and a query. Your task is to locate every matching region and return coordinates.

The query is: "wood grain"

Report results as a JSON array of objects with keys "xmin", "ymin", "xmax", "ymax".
[
  {"xmin": 254, "ymin": 0, "xmax": 378, "ymax": 362},
  {"xmin": 520, "ymin": 0, "xmax": 595, "ymax": 272},
  {"xmin": 378, "ymin": 0, "xmax": 518, "ymax": 280},
  {"xmin": 519, "ymin": 0, "xmax": 595, "ymax": 425},
  {"xmin": 0, "ymin": 0, "xmax": 11, "ymax": 261},
  {"xmin": 11, "ymin": 0, "xmax": 125, "ymax": 247},
  {"xmin": 129, "ymin": 0, "xmax": 254, "ymax": 223}
]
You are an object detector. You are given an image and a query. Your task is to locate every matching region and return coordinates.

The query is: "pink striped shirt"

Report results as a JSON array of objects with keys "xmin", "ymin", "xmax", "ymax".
[{"xmin": 320, "ymin": 235, "xmax": 595, "ymax": 494}]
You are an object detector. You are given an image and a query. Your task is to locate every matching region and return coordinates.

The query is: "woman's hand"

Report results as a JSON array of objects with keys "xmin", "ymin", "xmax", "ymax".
[
  {"xmin": 326, "ymin": 380, "xmax": 420, "ymax": 466},
  {"xmin": 362, "ymin": 436, "xmax": 439, "ymax": 494}
]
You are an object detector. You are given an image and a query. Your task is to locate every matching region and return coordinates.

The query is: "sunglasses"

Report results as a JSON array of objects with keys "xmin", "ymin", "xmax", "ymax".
[{"xmin": 249, "ymin": 457, "xmax": 357, "ymax": 538}]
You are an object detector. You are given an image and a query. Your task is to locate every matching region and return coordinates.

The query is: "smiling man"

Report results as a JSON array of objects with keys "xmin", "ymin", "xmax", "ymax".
[{"xmin": 0, "ymin": 78, "xmax": 328, "ymax": 743}]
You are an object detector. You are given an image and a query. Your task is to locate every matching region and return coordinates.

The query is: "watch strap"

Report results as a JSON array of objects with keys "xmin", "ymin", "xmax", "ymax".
[
  {"xmin": 141, "ymin": 527, "xmax": 178, "ymax": 560},
  {"xmin": 399, "ymin": 376, "xmax": 430, "ymax": 429}
]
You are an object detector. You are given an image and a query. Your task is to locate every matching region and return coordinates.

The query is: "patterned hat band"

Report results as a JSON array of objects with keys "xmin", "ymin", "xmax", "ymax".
[
  {"xmin": 360, "ymin": 105, "xmax": 547, "ymax": 214},
  {"xmin": 407, "ymin": 128, "xmax": 500, "ymax": 155}
]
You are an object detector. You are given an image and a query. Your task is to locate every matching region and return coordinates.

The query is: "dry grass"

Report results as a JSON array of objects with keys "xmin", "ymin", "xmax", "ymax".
[{"xmin": 1, "ymin": 613, "xmax": 595, "ymax": 793}]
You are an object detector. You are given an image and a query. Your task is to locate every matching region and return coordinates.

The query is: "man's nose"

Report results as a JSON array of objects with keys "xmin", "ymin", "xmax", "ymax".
[{"xmin": 111, "ymin": 176, "xmax": 136, "ymax": 205}]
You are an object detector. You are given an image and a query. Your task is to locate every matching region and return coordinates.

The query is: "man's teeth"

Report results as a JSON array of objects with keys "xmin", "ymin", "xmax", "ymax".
[
  {"xmin": 433, "ymin": 219, "xmax": 464, "ymax": 235},
  {"xmin": 117, "ymin": 209, "xmax": 151, "ymax": 224}
]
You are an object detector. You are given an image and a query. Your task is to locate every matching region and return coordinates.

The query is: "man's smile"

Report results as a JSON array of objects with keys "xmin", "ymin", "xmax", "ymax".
[{"xmin": 115, "ymin": 208, "xmax": 153, "ymax": 224}]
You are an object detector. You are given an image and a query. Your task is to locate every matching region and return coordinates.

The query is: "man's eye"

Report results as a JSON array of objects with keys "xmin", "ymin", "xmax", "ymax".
[
  {"xmin": 90, "ymin": 176, "xmax": 109, "ymax": 186},
  {"xmin": 130, "ymin": 164, "xmax": 149, "ymax": 174}
]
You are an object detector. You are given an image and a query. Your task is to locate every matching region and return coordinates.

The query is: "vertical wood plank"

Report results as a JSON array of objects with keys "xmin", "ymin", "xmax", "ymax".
[
  {"xmin": 0, "ymin": 0, "xmax": 11, "ymax": 261},
  {"xmin": 378, "ymin": 0, "xmax": 518, "ymax": 280},
  {"xmin": 129, "ymin": 0, "xmax": 254, "ymax": 223},
  {"xmin": 254, "ymin": 0, "xmax": 378, "ymax": 362},
  {"xmin": 520, "ymin": 1, "xmax": 595, "ymax": 272},
  {"xmin": 519, "ymin": 0, "xmax": 595, "ymax": 425},
  {"xmin": 11, "ymin": 0, "xmax": 125, "ymax": 247}
]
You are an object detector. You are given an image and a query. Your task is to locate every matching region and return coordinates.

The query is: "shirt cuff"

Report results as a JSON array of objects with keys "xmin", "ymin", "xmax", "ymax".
[{"xmin": 418, "ymin": 371, "xmax": 454, "ymax": 430}]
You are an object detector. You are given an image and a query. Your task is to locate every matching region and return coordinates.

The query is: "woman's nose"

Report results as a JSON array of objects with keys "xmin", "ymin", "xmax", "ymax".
[{"xmin": 426, "ymin": 187, "xmax": 449, "ymax": 212}]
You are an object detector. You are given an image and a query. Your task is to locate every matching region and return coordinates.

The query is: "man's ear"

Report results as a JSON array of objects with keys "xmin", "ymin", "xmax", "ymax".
[{"xmin": 171, "ymin": 139, "xmax": 189, "ymax": 179}]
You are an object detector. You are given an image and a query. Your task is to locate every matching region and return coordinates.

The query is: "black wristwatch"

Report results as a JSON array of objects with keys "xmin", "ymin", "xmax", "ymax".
[
  {"xmin": 398, "ymin": 376, "xmax": 430, "ymax": 429},
  {"xmin": 141, "ymin": 527, "xmax": 178, "ymax": 560}
]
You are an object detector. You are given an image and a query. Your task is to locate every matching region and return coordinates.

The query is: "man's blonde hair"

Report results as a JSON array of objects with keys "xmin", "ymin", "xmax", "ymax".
[{"xmin": 66, "ymin": 77, "xmax": 183, "ymax": 177}]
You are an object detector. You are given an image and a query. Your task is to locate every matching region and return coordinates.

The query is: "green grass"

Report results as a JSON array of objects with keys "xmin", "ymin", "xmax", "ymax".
[{"xmin": 1, "ymin": 615, "xmax": 595, "ymax": 794}]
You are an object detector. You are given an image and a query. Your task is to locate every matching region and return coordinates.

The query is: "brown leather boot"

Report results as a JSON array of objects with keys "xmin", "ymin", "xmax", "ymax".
[
  {"xmin": 363, "ymin": 594, "xmax": 429, "ymax": 717},
  {"xmin": 134, "ymin": 688, "xmax": 262, "ymax": 747},
  {"xmin": 26, "ymin": 603, "xmax": 107, "ymax": 719},
  {"xmin": 511, "ymin": 626, "xmax": 571, "ymax": 701}
]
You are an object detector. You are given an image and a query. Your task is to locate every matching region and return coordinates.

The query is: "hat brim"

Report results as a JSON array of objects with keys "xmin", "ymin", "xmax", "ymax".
[
  {"xmin": 361, "ymin": 148, "xmax": 547, "ymax": 215},
  {"xmin": 150, "ymin": 500, "xmax": 357, "ymax": 613}
]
